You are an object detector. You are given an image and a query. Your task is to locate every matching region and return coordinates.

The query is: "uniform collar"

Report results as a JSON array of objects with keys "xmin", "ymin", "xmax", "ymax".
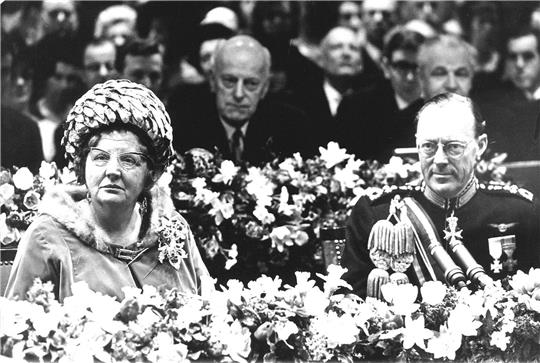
[{"xmin": 423, "ymin": 177, "xmax": 478, "ymax": 210}]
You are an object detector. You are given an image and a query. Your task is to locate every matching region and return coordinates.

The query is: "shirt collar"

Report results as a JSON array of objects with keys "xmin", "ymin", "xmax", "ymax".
[
  {"xmin": 394, "ymin": 93, "xmax": 411, "ymax": 110},
  {"xmin": 220, "ymin": 118, "xmax": 249, "ymax": 140},
  {"xmin": 323, "ymin": 79, "xmax": 343, "ymax": 116},
  {"xmin": 423, "ymin": 176, "xmax": 478, "ymax": 210},
  {"xmin": 532, "ymin": 86, "xmax": 540, "ymax": 100}
]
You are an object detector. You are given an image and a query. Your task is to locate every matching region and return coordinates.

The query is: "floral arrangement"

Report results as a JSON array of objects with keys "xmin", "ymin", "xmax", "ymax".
[
  {"xmin": 0, "ymin": 162, "xmax": 74, "ymax": 247},
  {"xmin": 3, "ymin": 266, "xmax": 540, "ymax": 362},
  {"xmin": 169, "ymin": 143, "xmax": 422, "ymax": 284}
]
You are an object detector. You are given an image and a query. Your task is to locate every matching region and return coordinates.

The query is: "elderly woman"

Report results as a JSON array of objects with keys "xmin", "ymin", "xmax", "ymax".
[{"xmin": 5, "ymin": 80, "xmax": 209, "ymax": 301}]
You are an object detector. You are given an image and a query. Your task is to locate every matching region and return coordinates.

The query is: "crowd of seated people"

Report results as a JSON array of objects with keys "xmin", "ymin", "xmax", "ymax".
[{"xmin": 2, "ymin": 0, "xmax": 540, "ymax": 172}]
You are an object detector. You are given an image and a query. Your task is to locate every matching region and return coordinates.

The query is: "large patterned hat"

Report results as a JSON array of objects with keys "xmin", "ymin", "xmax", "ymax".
[{"xmin": 62, "ymin": 79, "xmax": 174, "ymax": 173}]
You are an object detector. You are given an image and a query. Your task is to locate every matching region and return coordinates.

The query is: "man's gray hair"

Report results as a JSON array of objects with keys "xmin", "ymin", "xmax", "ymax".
[{"xmin": 418, "ymin": 34, "xmax": 478, "ymax": 71}]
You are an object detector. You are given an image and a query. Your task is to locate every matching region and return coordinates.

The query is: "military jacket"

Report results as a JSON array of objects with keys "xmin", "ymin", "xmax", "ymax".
[{"xmin": 342, "ymin": 183, "xmax": 540, "ymax": 297}]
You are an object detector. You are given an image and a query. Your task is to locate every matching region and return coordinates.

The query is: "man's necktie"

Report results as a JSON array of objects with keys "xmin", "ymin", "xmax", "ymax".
[{"xmin": 231, "ymin": 127, "xmax": 244, "ymax": 163}]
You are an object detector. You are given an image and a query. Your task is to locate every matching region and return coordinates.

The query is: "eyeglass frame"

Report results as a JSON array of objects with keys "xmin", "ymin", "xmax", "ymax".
[
  {"xmin": 87, "ymin": 147, "xmax": 152, "ymax": 171},
  {"xmin": 416, "ymin": 139, "xmax": 475, "ymax": 159}
]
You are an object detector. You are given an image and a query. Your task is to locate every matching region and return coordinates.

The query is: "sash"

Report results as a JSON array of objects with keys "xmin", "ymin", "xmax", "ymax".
[{"xmin": 401, "ymin": 197, "xmax": 467, "ymax": 288}]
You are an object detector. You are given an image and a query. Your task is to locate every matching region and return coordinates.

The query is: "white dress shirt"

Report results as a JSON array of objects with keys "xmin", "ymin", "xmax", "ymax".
[{"xmin": 323, "ymin": 80, "xmax": 343, "ymax": 116}]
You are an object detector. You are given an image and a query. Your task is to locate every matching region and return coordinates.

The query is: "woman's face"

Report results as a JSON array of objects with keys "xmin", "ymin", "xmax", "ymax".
[{"xmin": 85, "ymin": 130, "xmax": 152, "ymax": 208}]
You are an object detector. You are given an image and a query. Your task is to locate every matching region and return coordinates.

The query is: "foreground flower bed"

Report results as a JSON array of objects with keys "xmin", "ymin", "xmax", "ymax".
[{"xmin": 2, "ymin": 267, "xmax": 540, "ymax": 362}]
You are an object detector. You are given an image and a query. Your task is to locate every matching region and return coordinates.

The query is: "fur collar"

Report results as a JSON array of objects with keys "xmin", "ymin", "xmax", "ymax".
[{"xmin": 38, "ymin": 183, "xmax": 178, "ymax": 254}]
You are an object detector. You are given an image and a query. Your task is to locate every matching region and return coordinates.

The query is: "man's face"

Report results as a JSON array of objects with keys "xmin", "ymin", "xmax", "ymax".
[
  {"xmin": 362, "ymin": 0, "xmax": 395, "ymax": 48},
  {"xmin": 213, "ymin": 48, "xmax": 269, "ymax": 127},
  {"xmin": 1, "ymin": 53, "xmax": 33, "ymax": 110},
  {"xmin": 419, "ymin": 45, "xmax": 473, "ymax": 98},
  {"xmin": 105, "ymin": 22, "xmax": 135, "ymax": 48},
  {"xmin": 199, "ymin": 39, "xmax": 224, "ymax": 78},
  {"xmin": 385, "ymin": 49, "xmax": 421, "ymax": 101},
  {"xmin": 46, "ymin": 61, "xmax": 83, "ymax": 113},
  {"xmin": 338, "ymin": 1, "xmax": 363, "ymax": 32},
  {"xmin": 507, "ymin": 34, "xmax": 540, "ymax": 95},
  {"xmin": 42, "ymin": 0, "xmax": 78, "ymax": 36},
  {"xmin": 321, "ymin": 28, "xmax": 362, "ymax": 77},
  {"xmin": 122, "ymin": 54, "xmax": 163, "ymax": 95},
  {"xmin": 416, "ymin": 101, "xmax": 485, "ymax": 198},
  {"xmin": 84, "ymin": 43, "xmax": 117, "ymax": 88}
]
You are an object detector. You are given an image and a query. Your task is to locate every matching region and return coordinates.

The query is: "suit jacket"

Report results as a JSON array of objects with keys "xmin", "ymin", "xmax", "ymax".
[
  {"xmin": 473, "ymin": 82, "xmax": 540, "ymax": 162},
  {"xmin": 336, "ymin": 80, "xmax": 423, "ymax": 162},
  {"xmin": 174, "ymin": 96, "xmax": 314, "ymax": 165},
  {"xmin": 1, "ymin": 106, "xmax": 44, "ymax": 173}
]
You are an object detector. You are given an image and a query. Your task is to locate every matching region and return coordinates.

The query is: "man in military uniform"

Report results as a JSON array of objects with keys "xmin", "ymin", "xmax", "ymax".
[{"xmin": 342, "ymin": 93, "xmax": 540, "ymax": 297}]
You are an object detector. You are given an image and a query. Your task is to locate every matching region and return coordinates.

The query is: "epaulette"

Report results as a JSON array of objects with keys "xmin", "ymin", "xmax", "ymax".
[
  {"xmin": 479, "ymin": 181, "xmax": 535, "ymax": 202},
  {"xmin": 369, "ymin": 184, "xmax": 423, "ymax": 203}
]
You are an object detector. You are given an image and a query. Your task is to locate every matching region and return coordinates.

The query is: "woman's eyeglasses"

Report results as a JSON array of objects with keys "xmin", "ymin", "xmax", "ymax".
[
  {"xmin": 417, "ymin": 140, "xmax": 473, "ymax": 159},
  {"xmin": 88, "ymin": 147, "xmax": 150, "ymax": 170}
]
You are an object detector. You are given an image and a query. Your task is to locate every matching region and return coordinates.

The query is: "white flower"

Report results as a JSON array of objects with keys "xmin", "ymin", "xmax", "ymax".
[
  {"xmin": 302, "ymin": 288, "xmax": 329, "ymax": 317},
  {"xmin": 247, "ymin": 275, "xmax": 282, "ymax": 301},
  {"xmin": 12, "ymin": 167, "xmax": 33, "ymax": 190},
  {"xmin": 58, "ymin": 167, "xmax": 77, "ymax": 184},
  {"xmin": 420, "ymin": 281, "xmax": 446, "ymax": 305},
  {"xmin": 447, "ymin": 304, "xmax": 481, "ymax": 336},
  {"xmin": 274, "ymin": 320, "xmax": 299, "ymax": 342},
  {"xmin": 278, "ymin": 186, "xmax": 297, "ymax": 216},
  {"xmin": 39, "ymin": 161, "xmax": 57, "ymax": 180},
  {"xmin": 381, "ymin": 283, "xmax": 419, "ymax": 315},
  {"xmin": 191, "ymin": 177, "xmax": 207, "ymax": 191},
  {"xmin": 401, "ymin": 315, "xmax": 433, "ymax": 350},
  {"xmin": 253, "ymin": 204, "xmax": 276, "ymax": 225},
  {"xmin": 315, "ymin": 310, "xmax": 359, "ymax": 348},
  {"xmin": 278, "ymin": 159, "xmax": 300, "ymax": 179},
  {"xmin": 319, "ymin": 142, "xmax": 351, "ymax": 168},
  {"xmin": 214, "ymin": 160, "xmax": 239, "ymax": 185},
  {"xmin": 0, "ymin": 184, "xmax": 15, "ymax": 208},
  {"xmin": 23, "ymin": 190, "xmax": 41, "ymax": 210},
  {"xmin": 490, "ymin": 330, "xmax": 510, "ymax": 351},
  {"xmin": 245, "ymin": 167, "xmax": 275, "ymax": 206},
  {"xmin": 210, "ymin": 195, "xmax": 235, "ymax": 225},
  {"xmin": 293, "ymin": 152, "xmax": 303, "ymax": 166},
  {"xmin": 269, "ymin": 225, "xmax": 291, "ymax": 252},
  {"xmin": 316, "ymin": 265, "xmax": 352, "ymax": 296},
  {"xmin": 426, "ymin": 325, "xmax": 462, "ymax": 360},
  {"xmin": 383, "ymin": 156, "xmax": 409, "ymax": 179},
  {"xmin": 224, "ymin": 244, "xmax": 238, "ymax": 270},
  {"xmin": 224, "ymin": 280, "xmax": 245, "ymax": 306}
]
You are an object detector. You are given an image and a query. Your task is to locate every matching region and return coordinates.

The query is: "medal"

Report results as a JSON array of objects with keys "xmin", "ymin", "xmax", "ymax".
[
  {"xmin": 488, "ymin": 237, "xmax": 503, "ymax": 273},
  {"xmin": 501, "ymin": 235, "xmax": 517, "ymax": 272}
]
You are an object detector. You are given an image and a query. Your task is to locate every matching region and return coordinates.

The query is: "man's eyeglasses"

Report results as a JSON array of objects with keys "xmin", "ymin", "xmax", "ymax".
[
  {"xmin": 417, "ymin": 140, "xmax": 473, "ymax": 159},
  {"xmin": 88, "ymin": 147, "xmax": 150, "ymax": 170},
  {"xmin": 390, "ymin": 60, "xmax": 418, "ymax": 75}
]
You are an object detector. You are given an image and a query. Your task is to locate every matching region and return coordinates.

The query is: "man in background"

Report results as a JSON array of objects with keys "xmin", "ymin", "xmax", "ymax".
[
  {"xmin": 174, "ymin": 35, "xmax": 311, "ymax": 163},
  {"xmin": 118, "ymin": 38, "xmax": 164, "ymax": 97},
  {"xmin": 337, "ymin": 27, "xmax": 425, "ymax": 161},
  {"xmin": 83, "ymin": 38, "xmax": 117, "ymax": 89}
]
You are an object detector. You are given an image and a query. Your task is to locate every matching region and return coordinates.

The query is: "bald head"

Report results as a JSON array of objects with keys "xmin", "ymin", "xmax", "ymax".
[
  {"xmin": 211, "ymin": 35, "xmax": 271, "ymax": 127},
  {"xmin": 214, "ymin": 35, "xmax": 271, "ymax": 78}
]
